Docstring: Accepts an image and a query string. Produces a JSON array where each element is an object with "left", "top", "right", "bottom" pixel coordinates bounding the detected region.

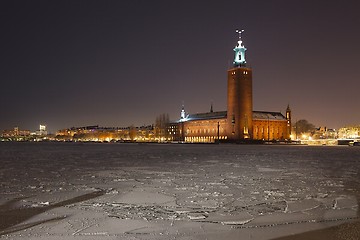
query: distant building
[
  {"left": 55, "top": 125, "right": 155, "bottom": 142},
  {"left": 1, "top": 127, "right": 31, "bottom": 140},
  {"left": 35, "top": 124, "right": 47, "bottom": 136},
  {"left": 311, "top": 126, "right": 337, "bottom": 139},
  {"left": 168, "top": 31, "right": 291, "bottom": 143},
  {"left": 338, "top": 126, "right": 360, "bottom": 139}
]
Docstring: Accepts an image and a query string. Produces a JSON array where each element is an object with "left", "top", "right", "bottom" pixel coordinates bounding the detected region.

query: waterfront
[{"left": 1, "top": 142, "right": 360, "bottom": 239}]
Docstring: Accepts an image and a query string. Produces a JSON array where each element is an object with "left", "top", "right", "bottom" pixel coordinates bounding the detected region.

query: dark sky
[{"left": 1, "top": 0, "right": 360, "bottom": 133}]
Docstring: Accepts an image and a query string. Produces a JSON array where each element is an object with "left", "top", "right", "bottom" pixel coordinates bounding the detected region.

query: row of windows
[
  {"left": 253, "top": 133, "right": 285, "bottom": 140},
  {"left": 186, "top": 128, "right": 224, "bottom": 134},
  {"left": 185, "top": 136, "right": 227, "bottom": 143},
  {"left": 172, "top": 126, "right": 286, "bottom": 135},
  {"left": 231, "top": 71, "right": 249, "bottom": 75},
  {"left": 254, "top": 126, "right": 282, "bottom": 134}
]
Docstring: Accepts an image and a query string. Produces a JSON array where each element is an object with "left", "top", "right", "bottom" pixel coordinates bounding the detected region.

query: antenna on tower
[{"left": 236, "top": 29, "right": 244, "bottom": 39}]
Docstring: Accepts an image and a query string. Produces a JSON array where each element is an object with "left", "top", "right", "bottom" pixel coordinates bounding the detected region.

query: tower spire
[
  {"left": 180, "top": 102, "right": 186, "bottom": 120},
  {"left": 233, "top": 29, "right": 247, "bottom": 67}
]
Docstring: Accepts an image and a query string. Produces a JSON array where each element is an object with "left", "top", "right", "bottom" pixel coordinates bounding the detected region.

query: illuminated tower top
[
  {"left": 180, "top": 104, "right": 186, "bottom": 119},
  {"left": 233, "top": 29, "right": 247, "bottom": 67}
]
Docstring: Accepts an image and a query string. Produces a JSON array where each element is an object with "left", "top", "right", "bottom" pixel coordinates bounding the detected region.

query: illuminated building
[
  {"left": 169, "top": 31, "right": 291, "bottom": 142},
  {"left": 1, "top": 127, "right": 31, "bottom": 140},
  {"left": 55, "top": 125, "right": 155, "bottom": 142},
  {"left": 338, "top": 126, "right": 360, "bottom": 139},
  {"left": 36, "top": 124, "right": 47, "bottom": 136}
]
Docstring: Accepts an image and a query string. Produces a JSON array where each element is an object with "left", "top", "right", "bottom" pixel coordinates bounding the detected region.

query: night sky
[{"left": 1, "top": 0, "right": 360, "bottom": 133}]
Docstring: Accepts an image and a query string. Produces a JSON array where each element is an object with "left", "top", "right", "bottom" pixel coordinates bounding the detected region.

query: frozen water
[{"left": 0, "top": 142, "right": 360, "bottom": 239}]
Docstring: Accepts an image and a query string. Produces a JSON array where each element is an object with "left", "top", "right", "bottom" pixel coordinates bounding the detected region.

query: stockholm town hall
[{"left": 168, "top": 30, "right": 291, "bottom": 143}]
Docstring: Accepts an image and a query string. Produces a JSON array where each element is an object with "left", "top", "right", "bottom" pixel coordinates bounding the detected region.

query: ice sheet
[{"left": 1, "top": 143, "right": 360, "bottom": 239}]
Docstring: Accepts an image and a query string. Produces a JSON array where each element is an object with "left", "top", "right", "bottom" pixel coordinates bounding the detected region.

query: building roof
[
  {"left": 177, "top": 111, "right": 227, "bottom": 122},
  {"left": 176, "top": 110, "right": 286, "bottom": 123},
  {"left": 253, "top": 111, "right": 286, "bottom": 120}
]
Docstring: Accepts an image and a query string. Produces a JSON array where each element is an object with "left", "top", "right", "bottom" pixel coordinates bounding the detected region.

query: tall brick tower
[{"left": 227, "top": 30, "right": 253, "bottom": 140}]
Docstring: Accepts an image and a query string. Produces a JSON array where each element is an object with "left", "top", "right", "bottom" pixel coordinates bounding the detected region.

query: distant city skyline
[{"left": 1, "top": 1, "right": 360, "bottom": 133}]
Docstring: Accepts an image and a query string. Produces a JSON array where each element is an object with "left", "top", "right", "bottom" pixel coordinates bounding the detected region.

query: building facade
[
  {"left": 56, "top": 125, "right": 155, "bottom": 142},
  {"left": 169, "top": 31, "right": 291, "bottom": 143},
  {"left": 1, "top": 127, "right": 31, "bottom": 141}
]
